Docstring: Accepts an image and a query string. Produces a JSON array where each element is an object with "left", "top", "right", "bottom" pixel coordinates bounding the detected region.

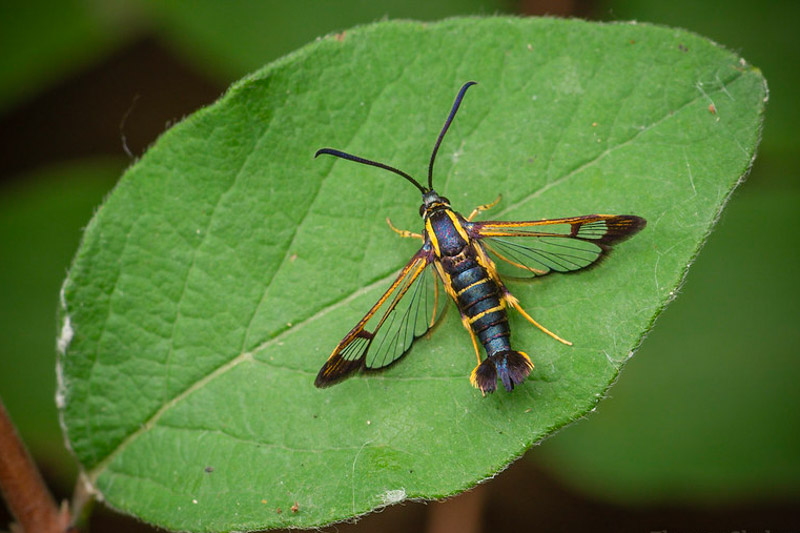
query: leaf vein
[{"left": 497, "top": 69, "right": 745, "bottom": 217}]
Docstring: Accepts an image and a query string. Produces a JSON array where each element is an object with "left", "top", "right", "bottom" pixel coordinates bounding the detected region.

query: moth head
[{"left": 419, "top": 190, "right": 451, "bottom": 218}]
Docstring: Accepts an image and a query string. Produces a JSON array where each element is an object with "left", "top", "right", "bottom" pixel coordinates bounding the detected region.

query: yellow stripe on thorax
[
  {"left": 425, "top": 218, "right": 441, "bottom": 257},
  {"left": 445, "top": 210, "right": 471, "bottom": 242}
]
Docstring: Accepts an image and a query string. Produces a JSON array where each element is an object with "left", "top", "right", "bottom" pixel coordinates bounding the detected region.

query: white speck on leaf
[
  {"left": 379, "top": 489, "right": 406, "bottom": 505},
  {"left": 57, "top": 316, "right": 73, "bottom": 355},
  {"left": 55, "top": 362, "right": 66, "bottom": 409}
]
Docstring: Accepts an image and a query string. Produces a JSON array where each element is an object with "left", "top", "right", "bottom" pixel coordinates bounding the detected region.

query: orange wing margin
[
  {"left": 315, "top": 248, "right": 441, "bottom": 387},
  {"left": 472, "top": 215, "right": 646, "bottom": 277}
]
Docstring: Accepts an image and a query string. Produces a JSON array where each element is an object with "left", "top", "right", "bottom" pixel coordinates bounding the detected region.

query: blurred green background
[{"left": 1, "top": 1, "right": 797, "bottom": 531}]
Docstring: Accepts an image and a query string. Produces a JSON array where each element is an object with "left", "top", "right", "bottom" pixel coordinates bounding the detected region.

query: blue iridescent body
[{"left": 428, "top": 210, "right": 511, "bottom": 359}]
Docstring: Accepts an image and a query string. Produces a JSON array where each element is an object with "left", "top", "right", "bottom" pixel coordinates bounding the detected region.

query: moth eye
[
  {"left": 419, "top": 204, "right": 426, "bottom": 216},
  {"left": 440, "top": 196, "right": 450, "bottom": 205}
]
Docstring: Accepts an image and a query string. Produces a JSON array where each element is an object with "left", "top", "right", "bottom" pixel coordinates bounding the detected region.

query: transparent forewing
[
  {"left": 473, "top": 215, "right": 646, "bottom": 278},
  {"left": 315, "top": 248, "right": 443, "bottom": 387},
  {"left": 364, "top": 261, "right": 443, "bottom": 369},
  {"left": 482, "top": 236, "right": 605, "bottom": 276}
]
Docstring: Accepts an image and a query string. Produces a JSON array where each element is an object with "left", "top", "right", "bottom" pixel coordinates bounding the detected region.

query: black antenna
[
  {"left": 427, "top": 81, "right": 477, "bottom": 190},
  {"left": 314, "top": 148, "right": 427, "bottom": 194}
]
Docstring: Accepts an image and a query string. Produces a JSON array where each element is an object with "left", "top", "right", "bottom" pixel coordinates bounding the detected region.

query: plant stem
[{"left": 0, "top": 396, "right": 69, "bottom": 533}]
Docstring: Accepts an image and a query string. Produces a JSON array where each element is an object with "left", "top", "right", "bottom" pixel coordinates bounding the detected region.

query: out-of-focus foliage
[{"left": 0, "top": 159, "right": 123, "bottom": 484}]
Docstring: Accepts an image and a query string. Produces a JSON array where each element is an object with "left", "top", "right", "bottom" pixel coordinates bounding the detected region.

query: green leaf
[
  {"left": 58, "top": 17, "right": 766, "bottom": 531},
  {"left": 598, "top": 0, "right": 797, "bottom": 157}
]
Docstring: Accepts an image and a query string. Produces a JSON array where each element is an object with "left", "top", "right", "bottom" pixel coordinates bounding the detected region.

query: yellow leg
[
  {"left": 505, "top": 293, "right": 573, "bottom": 346},
  {"left": 466, "top": 322, "right": 482, "bottom": 366},
  {"left": 386, "top": 217, "right": 423, "bottom": 239},
  {"left": 458, "top": 313, "right": 486, "bottom": 394},
  {"left": 467, "top": 194, "right": 502, "bottom": 221}
]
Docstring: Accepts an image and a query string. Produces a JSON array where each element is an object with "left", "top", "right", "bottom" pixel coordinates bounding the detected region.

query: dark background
[{"left": 1, "top": 0, "right": 798, "bottom": 531}]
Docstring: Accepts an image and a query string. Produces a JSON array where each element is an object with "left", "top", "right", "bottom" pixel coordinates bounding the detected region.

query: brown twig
[{"left": 0, "top": 396, "right": 70, "bottom": 533}]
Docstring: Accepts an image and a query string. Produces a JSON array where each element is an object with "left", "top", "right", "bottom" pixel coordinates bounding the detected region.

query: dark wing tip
[
  {"left": 314, "top": 355, "right": 365, "bottom": 388},
  {"left": 598, "top": 215, "right": 647, "bottom": 244}
]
